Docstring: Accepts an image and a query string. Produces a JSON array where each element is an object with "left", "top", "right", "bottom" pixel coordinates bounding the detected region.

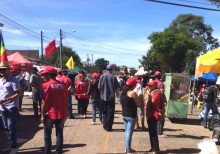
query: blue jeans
[
  {"left": 44, "top": 117, "right": 66, "bottom": 154},
  {"left": 123, "top": 116, "right": 136, "bottom": 152},
  {"left": 204, "top": 102, "right": 218, "bottom": 124},
  {"left": 68, "top": 94, "right": 73, "bottom": 117},
  {"left": 91, "top": 99, "right": 102, "bottom": 122},
  {"left": 1, "top": 107, "right": 18, "bottom": 148}
]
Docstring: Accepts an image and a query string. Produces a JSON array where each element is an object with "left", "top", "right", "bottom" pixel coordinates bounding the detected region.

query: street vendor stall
[
  {"left": 7, "top": 52, "right": 33, "bottom": 71},
  {"left": 165, "top": 73, "right": 191, "bottom": 122}
]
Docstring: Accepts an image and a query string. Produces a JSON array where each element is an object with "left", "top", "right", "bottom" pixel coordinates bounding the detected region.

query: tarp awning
[
  {"left": 7, "top": 52, "right": 33, "bottom": 71},
  {"left": 197, "top": 48, "right": 220, "bottom": 74}
]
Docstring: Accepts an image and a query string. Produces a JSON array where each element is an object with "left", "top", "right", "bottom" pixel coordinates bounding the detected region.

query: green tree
[
  {"left": 95, "top": 58, "right": 109, "bottom": 71},
  {"left": 140, "top": 14, "right": 219, "bottom": 74},
  {"left": 42, "top": 46, "right": 82, "bottom": 68},
  {"left": 209, "top": 0, "right": 220, "bottom": 7},
  {"left": 129, "top": 68, "right": 137, "bottom": 76}
]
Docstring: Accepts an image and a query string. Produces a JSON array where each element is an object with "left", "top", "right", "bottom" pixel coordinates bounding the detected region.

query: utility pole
[
  {"left": 59, "top": 29, "right": 63, "bottom": 69},
  {"left": 92, "top": 54, "right": 93, "bottom": 65},
  {"left": 41, "top": 31, "right": 44, "bottom": 62}
]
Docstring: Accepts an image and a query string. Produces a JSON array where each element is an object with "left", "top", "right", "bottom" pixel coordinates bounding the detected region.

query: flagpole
[
  {"left": 60, "top": 29, "right": 63, "bottom": 69},
  {"left": 41, "top": 31, "right": 44, "bottom": 62}
]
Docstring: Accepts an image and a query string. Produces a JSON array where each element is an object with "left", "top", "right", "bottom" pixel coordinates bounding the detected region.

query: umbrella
[
  {"left": 198, "top": 71, "right": 218, "bottom": 82},
  {"left": 7, "top": 52, "right": 33, "bottom": 71},
  {"left": 198, "top": 48, "right": 220, "bottom": 74}
]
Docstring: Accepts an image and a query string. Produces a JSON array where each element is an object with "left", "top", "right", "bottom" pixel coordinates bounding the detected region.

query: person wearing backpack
[{"left": 202, "top": 84, "right": 218, "bottom": 128}]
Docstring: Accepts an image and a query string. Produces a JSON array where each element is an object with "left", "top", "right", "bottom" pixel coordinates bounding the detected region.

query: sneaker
[
  {"left": 126, "top": 148, "right": 136, "bottom": 154},
  {"left": 90, "top": 122, "right": 95, "bottom": 125},
  {"left": 1, "top": 146, "right": 11, "bottom": 152},
  {"left": 9, "top": 148, "right": 18, "bottom": 154}
]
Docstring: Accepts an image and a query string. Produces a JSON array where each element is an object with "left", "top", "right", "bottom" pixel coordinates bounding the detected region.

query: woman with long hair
[{"left": 120, "top": 77, "right": 142, "bottom": 154}]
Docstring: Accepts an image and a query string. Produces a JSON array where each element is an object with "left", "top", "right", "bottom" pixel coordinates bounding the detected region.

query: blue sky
[{"left": 1, "top": 0, "right": 220, "bottom": 68}]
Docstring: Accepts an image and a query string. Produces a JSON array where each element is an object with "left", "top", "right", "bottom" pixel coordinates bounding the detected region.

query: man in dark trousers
[{"left": 98, "top": 64, "right": 119, "bottom": 131}]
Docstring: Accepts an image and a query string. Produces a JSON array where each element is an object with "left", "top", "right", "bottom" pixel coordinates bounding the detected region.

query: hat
[
  {"left": 154, "top": 71, "right": 161, "bottom": 76},
  {"left": 57, "top": 68, "right": 62, "bottom": 73},
  {"left": 92, "top": 73, "right": 100, "bottom": 79},
  {"left": 106, "top": 64, "right": 112, "bottom": 70},
  {"left": 45, "top": 66, "right": 57, "bottom": 74},
  {"left": 0, "top": 62, "right": 9, "bottom": 69},
  {"left": 147, "top": 80, "right": 157, "bottom": 86},
  {"left": 126, "top": 77, "right": 137, "bottom": 87},
  {"left": 78, "top": 73, "right": 83, "bottom": 78},
  {"left": 40, "top": 70, "right": 49, "bottom": 75}
]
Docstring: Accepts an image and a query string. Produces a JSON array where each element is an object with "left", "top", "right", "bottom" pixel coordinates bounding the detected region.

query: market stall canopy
[
  {"left": 7, "top": 52, "right": 33, "bottom": 71},
  {"left": 198, "top": 71, "right": 218, "bottom": 82},
  {"left": 198, "top": 48, "right": 220, "bottom": 74},
  {"left": 135, "top": 67, "right": 147, "bottom": 76}
]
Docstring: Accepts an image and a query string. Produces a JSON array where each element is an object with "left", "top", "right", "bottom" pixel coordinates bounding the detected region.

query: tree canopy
[
  {"left": 42, "top": 46, "right": 82, "bottom": 69},
  {"left": 209, "top": 0, "right": 220, "bottom": 7},
  {"left": 140, "top": 14, "right": 219, "bottom": 74},
  {"left": 94, "top": 58, "right": 109, "bottom": 71}
]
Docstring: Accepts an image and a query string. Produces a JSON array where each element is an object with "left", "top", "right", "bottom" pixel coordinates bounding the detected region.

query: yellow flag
[{"left": 66, "top": 56, "right": 74, "bottom": 71}]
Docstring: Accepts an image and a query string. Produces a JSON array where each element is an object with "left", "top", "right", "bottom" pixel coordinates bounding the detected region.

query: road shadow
[
  {"left": 167, "top": 134, "right": 209, "bottom": 140},
  {"left": 160, "top": 148, "right": 200, "bottom": 154},
  {"left": 0, "top": 114, "right": 41, "bottom": 152},
  {"left": 18, "top": 143, "right": 86, "bottom": 153},
  {"left": 163, "top": 128, "right": 183, "bottom": 132},
  {"left": 168, "top": 117, "right": 202, "bottom": 126}
]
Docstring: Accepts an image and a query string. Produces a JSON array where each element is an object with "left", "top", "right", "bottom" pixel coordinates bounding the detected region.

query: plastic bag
[{"left": 198, "top": 139, "right": 218, "bottom": 154}]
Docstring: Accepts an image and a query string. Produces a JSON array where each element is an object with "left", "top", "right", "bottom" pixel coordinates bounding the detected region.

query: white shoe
[
  {"left": 9, "top": 148, "right": 18, "bottom": 154},
  {"left": 1, "top": 146, "right": 11, "bottom": 152},
  {"left": 89, "top": 122, "right": 95, "bottom": 125}
]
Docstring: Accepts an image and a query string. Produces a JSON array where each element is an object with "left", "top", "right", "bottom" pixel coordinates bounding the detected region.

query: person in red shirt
[
  {"left": 40, "top": 67, "right": 68, "bottom": 154},
  {"left": 74, "top": 73, "right": 90, "bottom": 118},
  {"left": 144, "top": 79, "right": 161, "bottom": 154},
  {"left": 56, "top": 69, "right": 74, "bottom": 119}
]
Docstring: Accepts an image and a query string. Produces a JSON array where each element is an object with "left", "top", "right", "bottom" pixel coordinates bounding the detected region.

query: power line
[
  {"left": 145, "top": 0, "right": 220, "bottom": 11},
  {"left": 0, "top": 14, "right": 54, "bottom": 42},
  {"left": 178, "top": 0, "right": 213, "bottom": 6}
]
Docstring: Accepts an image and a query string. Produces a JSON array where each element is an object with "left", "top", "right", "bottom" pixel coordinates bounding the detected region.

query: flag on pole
[
  {"left": 45, "top": 39, "right": 56, "bottom": 58},
  {"left": 66, "top": 56, "right": 74, "bottom": 71},
  {"left": 0, "top": 31, "right": 9, "bottom": 67}
]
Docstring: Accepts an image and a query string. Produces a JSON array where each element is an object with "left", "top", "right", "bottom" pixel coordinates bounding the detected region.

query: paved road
[{"left": 0, "top": 96, "right": 219, "bottom": 154}]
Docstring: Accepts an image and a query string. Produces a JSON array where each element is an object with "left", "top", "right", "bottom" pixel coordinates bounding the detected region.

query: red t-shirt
[
  {"left": 61, "top": 76, "right": 72, "bottom": 87},
  {"left": 42, "top": 79, "right": 68, "bottom": 120},
  {"left": 75, "top": 80, "right": 90, "bottom": 99}
]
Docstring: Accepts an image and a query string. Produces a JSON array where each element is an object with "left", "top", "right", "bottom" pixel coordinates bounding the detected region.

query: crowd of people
[{"left": 0, "top": 61, "right": 173, "bottom": 154}]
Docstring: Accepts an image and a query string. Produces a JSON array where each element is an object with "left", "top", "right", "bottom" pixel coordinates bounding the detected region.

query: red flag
[{"left": 45, "top": 39, "right": 56, "bottom": 58}]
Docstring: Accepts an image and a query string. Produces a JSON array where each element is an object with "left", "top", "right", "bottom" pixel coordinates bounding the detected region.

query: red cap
[
  {"left": 40, "top": 69, "right": 49, "bottom": 75},
  {"left": 126, "top": 78, "right": 137, "bottom": 87},
  {"left": 57, "top": 68, "right": 62, "bottom": 73},
  {"left": 92, "top": 73, "right": 100, "bottom": 79},
  {"left": 45, "top": 66, "right": 57, "bottom": 74},
  {"left": 78, "top": 73, "right": 83, "bottom": 78},
  {"left": 154, "top": 71, "right": 161, "bottom": 76},
  {"left": 147, "top": 80, "right": 157, "bottom": 86}
]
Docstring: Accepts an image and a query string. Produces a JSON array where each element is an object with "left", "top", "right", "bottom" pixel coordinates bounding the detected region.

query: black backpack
[{"left": 203, "top": 87, "right": 214, "bottom": 103}]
